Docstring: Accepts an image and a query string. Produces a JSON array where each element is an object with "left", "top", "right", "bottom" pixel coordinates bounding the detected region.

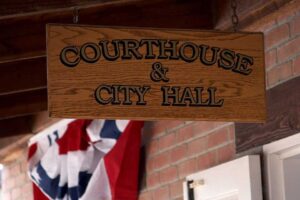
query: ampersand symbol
[{"left": 150, "top": 62, "right": 169, "bottom": 82}]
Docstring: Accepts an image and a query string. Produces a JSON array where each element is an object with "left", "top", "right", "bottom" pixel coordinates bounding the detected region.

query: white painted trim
[
  {"left": 183, "top": 155, "right": 262, "bottom": 200},
  {"left": 263, "top": 133, "right": 300, "bottom": 154},
  {"left": 263, "top": 132, "right": 300, "bottom": 200}
]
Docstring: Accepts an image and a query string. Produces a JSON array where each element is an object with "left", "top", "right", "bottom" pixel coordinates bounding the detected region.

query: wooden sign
[{"left": 47, "top": 24, "right": 266, "bottom": 122}]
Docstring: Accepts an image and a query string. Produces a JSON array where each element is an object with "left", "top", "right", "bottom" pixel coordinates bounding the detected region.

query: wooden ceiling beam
[
  {"left": 0, "top": 0, "right": 124, "bottom": 17},
  {"left": 0, "top": 111, "right": 59, "bottom": 139},
  {"left": 0, "top": 57, "right": 47, "bottom": 95},
  {"left": 0, "top": 0, "right": 214, "bottom": 62},
  {"left": 0, "top": 116, "right": 31, "bottom": 137},
  {"left": 0, "top": 88, "right": 47, "bottom": 120}
]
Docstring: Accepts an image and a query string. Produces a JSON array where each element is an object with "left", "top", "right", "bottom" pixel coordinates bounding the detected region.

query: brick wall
[
  {"left": 246, "top": 0, "right": 300, "bottom": 89},
  {"left": 140, "top": 122, "right": 235, "bottom": 200},
  {"left": 1, "top": 148, "right": 33, "bottom": 200},
  {"left": 139, "top": 1, "right": 300, "bottom": 199}
]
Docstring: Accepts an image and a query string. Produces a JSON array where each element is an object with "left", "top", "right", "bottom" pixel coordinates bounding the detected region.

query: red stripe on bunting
[
  {"left": 28, "top": 143, "right": 37, "bottom": 160},
  {"left": 33, "top": 183, "right": 49, "bottom": 200},
  {"left": 57, "top": 119, "right": 92, "bottom": 155},
  {"left": 104, "top": 121, "right": 143, "bottom": 200}
]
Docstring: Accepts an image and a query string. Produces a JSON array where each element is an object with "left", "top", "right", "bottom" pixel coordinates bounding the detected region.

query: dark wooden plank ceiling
[
  {"left": 0, "top": 0, "right": 118, "bottom": 16},
  {"left": 0, "top": 57, "right": 46, "bottom": 94},
  {"left": 0, "top": 0, "right": 295, "bottom": 138}
]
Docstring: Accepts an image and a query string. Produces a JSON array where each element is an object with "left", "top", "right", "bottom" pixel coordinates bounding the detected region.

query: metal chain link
[
  {"left": 231, "top": 0, "right": 239, "bottom": 32},
  {"left": 73, "top": 7, "right": 79, "bottom": 24}
]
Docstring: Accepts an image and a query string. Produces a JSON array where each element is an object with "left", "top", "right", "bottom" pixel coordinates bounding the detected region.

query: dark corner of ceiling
[{"left": 211, "top": 0, "right": 228, "bottom": 30}]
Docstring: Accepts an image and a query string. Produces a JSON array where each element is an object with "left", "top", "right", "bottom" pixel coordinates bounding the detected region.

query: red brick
[
  {"left": 153, "top": 150, "right": 171, "bottom": 170},
  {"left": 268, "top": 62, "right": 292, "bottom": 86},
  {"left": 228, "top": 125, "right": 235, "bottom": 141},
  {"left": 174, "top": 197, "right": 184, "bottom": 200},
  {"left": 152, "top": 186, "right": 169, "bottom": 200},
  {"left": 146, "top": 139, "right": 159, "bottom": 156},
  {"left": 293, "top": 55, "right": 300, "bottom": 75},
  {"left": 217, "top": 143, "right": 235, "bottom": 164},
  {"left": 276, "top": 6, "right": 296, "bottom": 23},
  {"left": 267, "top": 65, "right": 280, "bottom": 86},
  {"left": 170, "top": 180, "right": 183, "bottom": 199},
  {"left": 187, "top": 137, "right": 206, "bottom": 156},
  {"left": 4, "top": 178, "right": 16, "bottom": 190},
  {"left": 16, "top": 174, "right": 27, "bottom": 186},
  {"left": 212, "top": 121, "right": 227, "bottom": 127},
  {"left": 279, "top": 61, "right": 293, "bottom": 80},
  {"left": 171, "top": 144, "right": 188, "bottom": 163},
  {"left": 139, "top": 191, "right": 152, "bottom": 200},
  {"left": 265, "top": 23, "right": 290, "bottom": 49},
  {"left": 151, "top": 121, "right": 184, "bottom": 137},
  {"left": 207, "top": 128, "right": 228, "bottom": 148},
  {"left": 147, "top": 172, "right": 160, "bottom": 188},
  {"left": 176, "top": 125, "right": 194, "bottom": 142},
  {"left": 265, "top": 49, "right": 277, "bottom": 69},
  {"left": 159, "top": 166, "right": 178, "bottom": 184},
  {"left": 278, "top": 37, "right": 300, "bottom": 62},
  {"left": 21, "top": 182, "right": 33, "bottom": 197},
  {"left": 193, "top": 121, "right": 215, "bottom": 135},
  {"left": 21, "top": 160, "right": 28, "bottom": 173},
  {"left": 197, "top": 151, "right": 217, "bottom": 171},
  {"left": 178, "top": 158, "right": 198, "bottom": 178},
  {"left": 290, "top": 15, "right": 300, "bottom": 36},
  {"left": 159, "top": 133, "right": 176, "bottom": 150},
  {"left": 12, "top": 187, "right": 21, "bottom": 200},
  {"left": 246, "top": 18, "right": 277, "bottom": 32},
  {"left": 152, "top": 121, "right": 167, "bottom": 132},
  {"left": 146, "top": 157, "right": 156, "bottom": 173},
  {"left": 11, "top": 163, "right": 21, "bottom": 177},
  {"left": 166, "top": 121, "right": 185, "bottom": 131}
]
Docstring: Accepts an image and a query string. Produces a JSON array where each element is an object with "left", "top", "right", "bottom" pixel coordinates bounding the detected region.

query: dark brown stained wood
[
  {"left": 0, "top": 116, "right": 31, "bottom": 137},
  {"left": 0, "top": 88, "right": 47, "bottom": 119},
  {"left": 0, "top": 0, "right": 213, "bottom": 62},
  {"left": 236, "top": 76, "right": 300, "bottom": 153},
  {"left": 29, "top": 111, "right": 60, "bottom": 133},
  {"left": 0, "top": 112, "right": 58, "bottom": 138},
  {"left": 214, "top": 0, "right": 293, "bottom": 30},
  {"left": 0, "top": 0, "right": 119, "bottom": 16},
  {"left": 48, "top": 24, "right": 266, "bottom": 122},
  {"left": 0, "top": 57, "right": 47, "bottom": 94}
]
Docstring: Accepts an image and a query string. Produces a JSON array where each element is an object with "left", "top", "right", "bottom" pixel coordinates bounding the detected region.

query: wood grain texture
[
  {"left": 0, "top": 0, "right": 117, "bottom": 16},
  {"left": 47, "top": 24, "right": 266, "bottom": 122},
  {"left": 236, "top": 77, "right": 300, "bottom": 153},
  {"left": 0, "top": 116, "right": 31, "bottom": 137},
  {"left": 0, "top": 88, "right": 47, "bottom": 119},
  {"left": 0, "top": 57, "right": 47, "bottom": 95},
  {"left": 0, "top": 111, "right": 58, "bottom": 138}
]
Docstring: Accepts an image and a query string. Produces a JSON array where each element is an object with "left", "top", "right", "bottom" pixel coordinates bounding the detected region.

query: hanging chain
[
  {"left": 73, "top": 7, "right": 79, "bottom": 24},
  {"left": 231, "top": 0, "right": 239, "bottom": 32}
]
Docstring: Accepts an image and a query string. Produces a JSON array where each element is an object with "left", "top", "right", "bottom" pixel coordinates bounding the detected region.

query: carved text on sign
[
  {"left": 60, "top": 39, "right": 254, "bottom": 75},
  {"left": 59, "top": 40, "right": 254, "bottom": 107}
]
